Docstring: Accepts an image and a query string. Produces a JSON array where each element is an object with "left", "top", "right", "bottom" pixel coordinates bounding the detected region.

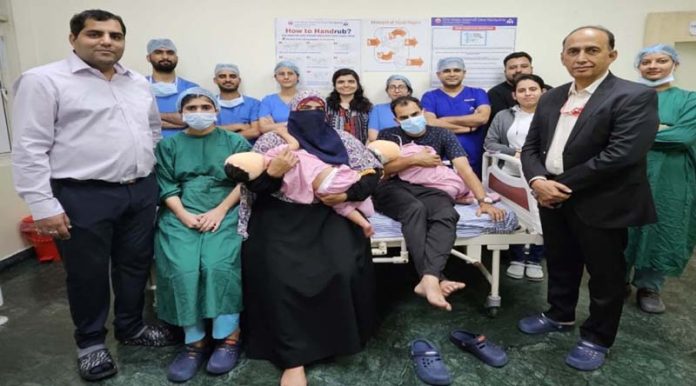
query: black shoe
[
  {"left": 637, "top": 288, "right": 666, "bottom": 314},
  {"left": 120, "top": 324, "right": 177, "bottom": 347},
  {"left": 78, "top": 348, "right": 117, "bottom": 381},
  {"left": 624, "top": 283, "right": 632, "bottom": 299}
]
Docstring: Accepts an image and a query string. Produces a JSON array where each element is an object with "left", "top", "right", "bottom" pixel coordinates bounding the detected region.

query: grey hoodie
[{"left": 483, "top": 107, "right": 518, "bottom": 156}]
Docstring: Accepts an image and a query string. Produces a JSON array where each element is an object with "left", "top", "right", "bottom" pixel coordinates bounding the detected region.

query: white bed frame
[{"left": 370, "top": 152, "right": 544, "bottom": 316}]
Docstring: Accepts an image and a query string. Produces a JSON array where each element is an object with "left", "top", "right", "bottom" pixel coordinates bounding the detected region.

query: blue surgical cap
[
  {"left": 215, "top": 63, "right": 240, "bottom": 76},
  {"left": 437, "top": 57, "right": 465, "bottom": 72},
  {"left": 274, "top": 60, "right": 300, "bottom": 76},
  {"left": 176, "top": 87, "right": 220, "bottom": 112},
  {"left": 634, "top": 44, "right": 680, "bottom": 68},
  {"left": 386, "top": 74, "right": 413, "bottom": 91},
  {"left": 147, "top": 38, "right": 177, "bottom": 55}
]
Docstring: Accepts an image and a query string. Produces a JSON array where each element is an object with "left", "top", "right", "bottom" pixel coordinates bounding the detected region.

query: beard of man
[
  {"left": 218, "top": 82, "right": 239, "bottom": 93},
  {"left": 152, "top": 59, "right": 177, "bottom": 73}
]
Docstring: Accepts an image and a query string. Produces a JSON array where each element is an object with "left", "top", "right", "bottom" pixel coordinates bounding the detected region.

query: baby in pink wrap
[
  {"left": 225, "top": 129, "right": 376, "bottom": 237},
  {"left": 369, "top": 140, "right": 496, "bottom": 204}
]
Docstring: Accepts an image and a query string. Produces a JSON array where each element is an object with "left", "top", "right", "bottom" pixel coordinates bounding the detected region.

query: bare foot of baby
[
  {"left": 414, "top": 274, "right": 452, "bottom": 311},
  {"left": 440, "top": 280, "right": 466, "bottom": 297},
  {"left": 362, "top": 223, "right": 375, "bottom": 238}
]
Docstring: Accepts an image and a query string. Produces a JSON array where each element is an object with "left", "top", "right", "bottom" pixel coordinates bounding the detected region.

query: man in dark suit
[{"left": 519, "top": 26, "right": 658, "bottom": 371}]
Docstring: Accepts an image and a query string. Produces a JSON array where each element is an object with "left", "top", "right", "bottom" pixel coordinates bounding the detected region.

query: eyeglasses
[{"left": 388, "top": 85, "right": 408, "bottom": 91}]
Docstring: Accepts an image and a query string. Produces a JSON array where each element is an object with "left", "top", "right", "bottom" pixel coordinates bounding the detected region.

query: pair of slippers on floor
[{"left": 410, "top": 330, "right": 508, "bottom": 385}]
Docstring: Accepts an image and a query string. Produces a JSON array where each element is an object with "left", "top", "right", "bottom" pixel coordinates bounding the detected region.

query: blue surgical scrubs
[
  {"left": 368, "top": 103, "right": 398, "bottom": 131},
  {"left": 217, "top": 96, "right": 261, "bottom": 126},
  {"left": 147, "top": 76, "right": 199, "bottom": 138},
  {"left": 421, "top": 87, "right": 490, "bottom": 175},
  {"left": 258, "top": 94, "right": 290, "bottom": 123},
  {"left": 217, "top": 96, "right": 261, "bottom": 144}
]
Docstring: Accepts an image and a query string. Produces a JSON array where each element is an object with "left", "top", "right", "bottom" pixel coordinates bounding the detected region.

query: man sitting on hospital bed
[
  {"left": 373, "top": 96, "right": 505, "bottom": 311},
  {"left": 369, "top": 140, "right": 500, "bottom": 205}
]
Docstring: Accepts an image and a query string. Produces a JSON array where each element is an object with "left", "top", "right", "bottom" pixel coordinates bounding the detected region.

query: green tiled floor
[{"left": 1, "top": 254, "right": 695, "bottom": 385}]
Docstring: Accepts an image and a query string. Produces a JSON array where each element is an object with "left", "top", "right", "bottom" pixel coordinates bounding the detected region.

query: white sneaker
[
  {"left": 525, "top": 263, "right": 544, "bottom": 281},
  {"left": 506, "top": 261, "right": 525, "bottom": 279}
]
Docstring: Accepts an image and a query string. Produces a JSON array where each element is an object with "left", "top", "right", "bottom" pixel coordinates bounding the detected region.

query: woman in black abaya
[{"left": 238, "top": 90, "right": 381, "bottom": 386}]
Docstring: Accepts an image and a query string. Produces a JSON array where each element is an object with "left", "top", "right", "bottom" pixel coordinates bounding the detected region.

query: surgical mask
[
  {"left": 183, "top": 113, "right": 217, "bottom": 130},
  {"left": 637, "top": 73, "right": 674, "bottom": 88},
  {"left": 399, "top": 115, "right": 427, "bottom": 136},
  {"left": 218, "top": 96, "right": 244, "bottom": 109},
  {"left": 150, "top": 81, "right": 178, "bottom": 97}
]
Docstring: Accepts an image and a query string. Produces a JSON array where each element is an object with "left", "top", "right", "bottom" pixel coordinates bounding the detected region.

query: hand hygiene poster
[
  {"left": 361, "top": 19, "right": 430, "bottom": 72},
  {"left": 430, "top": 17, "right": 518, "bottom": 89},
  {"left": 275, "top": 19, "right": 361, "bottom": 90}
]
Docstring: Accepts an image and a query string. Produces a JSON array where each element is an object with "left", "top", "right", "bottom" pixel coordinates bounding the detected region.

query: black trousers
[
  {"left": 52, "top": 175, "right": 158, "bottom": 348},
  {"left": 373, "top": 179, "right": 459, "bottom": 279},
  {"left": 540, "top": 204, "right": 628, "bottom": 348}
]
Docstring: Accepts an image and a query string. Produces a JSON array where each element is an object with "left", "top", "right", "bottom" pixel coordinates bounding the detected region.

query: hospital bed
[{"left": 370, "top": 152, "right": 544, "bottom": 317}]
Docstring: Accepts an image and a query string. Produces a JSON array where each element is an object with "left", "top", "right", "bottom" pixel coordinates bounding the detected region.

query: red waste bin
[{"left": 19, "top": 216, "right": 61, "bottom": 262}]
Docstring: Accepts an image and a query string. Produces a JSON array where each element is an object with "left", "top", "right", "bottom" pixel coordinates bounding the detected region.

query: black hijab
[{"left": 287, "top": 107, "right": 350, "bottom": 166}]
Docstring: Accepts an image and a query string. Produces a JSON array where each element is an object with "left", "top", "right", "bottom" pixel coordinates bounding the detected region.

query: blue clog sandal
[
  {"left": 409, "top": 339, "right": 451, "bottom": 385},
  {"left": 206, "top": 338, "right": 241, "bottom": 375},
  {"left": 565, "top": 340, "right": 608, "bottom": 371},
  {"left": 167, "top": 344, "right": 207, "bottom": 382},
  {"left": 449, "top": 329, "right": 509, "bottom": 367}
]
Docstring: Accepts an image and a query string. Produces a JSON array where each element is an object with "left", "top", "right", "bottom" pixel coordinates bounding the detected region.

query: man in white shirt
[
  {"left": 12, "top": 9, "right": 173, "bottom": 381},
  {"left": 519, "top": 26, "right": 658, "bottom": 371}
]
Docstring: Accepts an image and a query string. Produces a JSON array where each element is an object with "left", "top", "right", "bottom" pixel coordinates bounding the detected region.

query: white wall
[
  {"left": 1, "top": 0, "right": 694, "bottom": 261},
  {"left": 1, "top": 0, "right": 29, "bottom": 261},
  {"left": 0, "top": 157, "right": 30, "bottom": 260},
  {"left": 9, "top": 0, "right": 696, "bottom": 103},
  {"left": 675, "top": 42, "right": 696, "bottom": 90}
]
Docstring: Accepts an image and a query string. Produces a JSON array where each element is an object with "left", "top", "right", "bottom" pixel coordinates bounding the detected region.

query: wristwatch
[{"left": 476, "top": 196, "right": 494, "bottom": 205}]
